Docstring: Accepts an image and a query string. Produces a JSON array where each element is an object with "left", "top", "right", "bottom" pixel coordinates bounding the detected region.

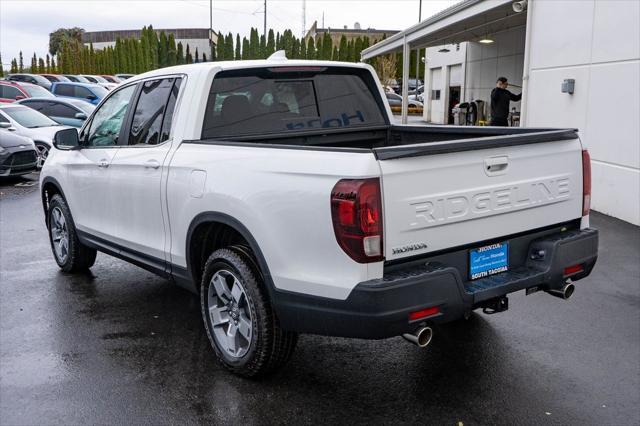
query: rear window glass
[{"left": 201, "top": 67, "right": 386, "bottom": 139}]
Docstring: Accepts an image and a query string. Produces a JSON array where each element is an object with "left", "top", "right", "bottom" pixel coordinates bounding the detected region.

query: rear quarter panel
[{"left": 166, "top": 143, "right": 383, "bottom": 300}]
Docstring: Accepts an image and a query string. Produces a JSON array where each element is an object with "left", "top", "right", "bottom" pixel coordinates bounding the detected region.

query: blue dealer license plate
[{"left": 469, "top": 242, "right": 509, "bottom": 280}]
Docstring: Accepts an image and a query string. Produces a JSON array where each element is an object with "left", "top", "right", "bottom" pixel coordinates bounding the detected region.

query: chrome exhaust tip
[
  {"left": 546, "top": 281, "right": 575, "bottom": 300},
  {"left": 402, "top": 326, "right": 433, "bottom": 348}
]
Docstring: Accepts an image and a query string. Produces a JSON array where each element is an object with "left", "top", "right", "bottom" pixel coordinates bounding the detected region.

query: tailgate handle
[{"left": 484, "top": 156, "right": 509, "bottom": 176}]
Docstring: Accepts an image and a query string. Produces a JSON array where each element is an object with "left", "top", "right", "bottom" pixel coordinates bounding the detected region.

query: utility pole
[
  {"left": 416, "top": 0, "right": 422, "bottom": 89},
  {"left": 263, "top": 0, "right": 267, "bottom": 40},
  {"left": 209, "top": 0, "right": 212, "bottom": 32},
  {"left": 302, "top": 0, "right": 306, "bottom": 38}
]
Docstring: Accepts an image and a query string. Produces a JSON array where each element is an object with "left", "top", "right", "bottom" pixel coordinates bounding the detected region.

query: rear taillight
[
  {"left": 582, "top": 149, "right": 591, "bottom": 216},
  {"left": 564, "top": 264, "right": 584, "bottom": 276},
  {"left": 331, "top": 178, "right": 383, "bottom": 263}
]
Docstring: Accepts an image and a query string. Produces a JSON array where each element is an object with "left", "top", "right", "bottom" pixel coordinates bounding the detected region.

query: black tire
[
  {"left": 47, "top": 194, "right": 97, "bottom": 273},
  {"left": 200, "top": 247, "right": 298, "bottom": 378}
]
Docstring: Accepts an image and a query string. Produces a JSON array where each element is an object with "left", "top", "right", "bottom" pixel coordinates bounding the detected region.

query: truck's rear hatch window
[{"left": 201, "top": 67, "right": 387, "bottom": 139}]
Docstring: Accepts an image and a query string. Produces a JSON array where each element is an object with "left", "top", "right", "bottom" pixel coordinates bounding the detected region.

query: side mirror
[
  {"left": 86, "top": 95, "right": 98, "bottom": 101},
  {"left": 53, "top": 128, "right": 81, "bottom": 150},
  {"left": 74, "top": 112, "right": 87, "bottom": 120},
  {"left": 15, "top": 95, "right": 25, "bottom": 100},
  {"left": 0, "top": 122, "right": 11, "bottom": 129}
]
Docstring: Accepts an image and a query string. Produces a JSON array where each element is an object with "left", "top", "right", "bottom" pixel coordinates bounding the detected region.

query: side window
[
  {"left": 86, "top": 85, "right": 136, "bottom": 147},
  {"left": 22, "top": 101, "right": 48, "bottom": 112},
  {"left": 48, "top": 103, "right": 78, "bottom": 118},
  {"left": 3, "top": 86, "right": 23, "bottom": 99},
  {"left": 54, "top": 84, "right": 74, "bottom": 97},
  {"left": 75, "top": 86, "right": 93, "bottom": 99},
  {"left": 0, "top": 112, "right": 9, "bottom": 123},
  {"left": 128, "top": 78, "right": 176, "bottom": 146},
  {"left": 160, "top": 79, "right": 182, "bottom": 142}
]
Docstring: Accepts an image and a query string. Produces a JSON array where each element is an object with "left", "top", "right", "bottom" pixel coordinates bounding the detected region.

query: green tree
[
  {"left": 158, "top": 31, "right": 168, "bottom": 67},
  {"left": 50, "top": 57, "right": 57, "bottom": 73},
  {"left": 322, "top": 33, "right": 332, "bottom": 60},
  {"left": 242, "top": 37, "right": 250, "bottom": 60},
  {"left": 202, "top": 52, "right": 207, "bottom": 62},
  {"left": 209, "top": 42, "right": 216, "bottom": 62},
  {"left": 235, "top": 34, "right": 241, "bottom": 60},
  {"left": 194, "top": 47, "right": 199, "bottom": 63},
  {"left": 225, "top": 33, "right": 234, "bottom": 59},
  {"left": 291, "top": 38, "right": 300, "bottom": 59},
  {"left": 45, "top": 54, "right": 51, "bottom": 72},
  {"left": 167, "top": 33, "right": 177, "bottom": 66},
  {"left": 38, "top": 57, "right": 45, "bottom": 73},
  {"left": 300, "top": 37, "right": 306, "bottom": 59},
  {"left": 266, "top": 29, "right": 275, "bottom": 57},
  {"left": 0, "top": 54, "right": 3, "bottom": 77},
  {"left": 338, "top": 35, "right": 348, "bottom": 61},
  {"left": 306, "top": 37, "right": 316, "bottom": 60},
  {"left": 177, "top": 42, "right": 185, "bottom": 64},
  {"left": 315, "top": 36, "right": 322, "bottom": 59},
  {"left": 354, "top": 37, "right": 363, "bottom": 62},
  {"left": 10, "top": 58, "right": 18, "bottom": 73},
  {"left": 259, "top": 34, "right": 266, "bottom": 58},
  {"left": 185, "top": 44, "right": 193, "bottom": 64},
  {"left": 249, "top": 28, "right": 259, "bottom": 59},
  {"left": 332, "top": 45, "right": 338, "bottom": 61},
  {"left": 49, "top": 27, "right": 84, "bottom": 56},
  {"left": 18, "top": 51, "right": 24, "bottom": 72},
  {"left": 31, "top": 53, "right": 37, "bottom": 72}
]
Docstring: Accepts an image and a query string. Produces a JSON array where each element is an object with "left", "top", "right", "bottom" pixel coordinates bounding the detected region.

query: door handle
[
  {"left": 97, "top": 159, "right": 109, "bottom": 168},
  {"left": 484, "top": 156, "right": 509, "bottom": 176},
  {"left": 144, "top": 159, "right": 160, "bottom": 169}
]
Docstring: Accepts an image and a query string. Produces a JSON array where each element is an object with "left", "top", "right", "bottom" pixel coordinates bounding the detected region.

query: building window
[{"left": 431, "top": 90, "right": 441, "bottom": 100}]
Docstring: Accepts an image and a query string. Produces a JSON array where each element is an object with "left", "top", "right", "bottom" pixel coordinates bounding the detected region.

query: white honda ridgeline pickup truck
[{"left": 41, "top": 53, "right": 598, "bottom": 377}]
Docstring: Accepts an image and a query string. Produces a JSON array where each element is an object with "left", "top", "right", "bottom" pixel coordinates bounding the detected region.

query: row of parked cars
[{"left": 0, "top": 73, "right": 134, "bottom": 177}]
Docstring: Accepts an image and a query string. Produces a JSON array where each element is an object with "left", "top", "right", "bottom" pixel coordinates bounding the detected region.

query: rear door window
[
  {"left": 48, "top": 103, "right": 79, "bottom": 118},
  {"left": 127, "top": 78, "right": 180, "bottom": 146},
  {"left": 54, "top": 84, "right": 74, "bottom": 97},
  {"left": 75, "top": 86, "right": 93, "bottom": 99},
  {"left": 2, "top": 86, "right": 23, "bottom": 100},
  {"left": 201, "top": 67, "right": 386, "bottom": 139}
]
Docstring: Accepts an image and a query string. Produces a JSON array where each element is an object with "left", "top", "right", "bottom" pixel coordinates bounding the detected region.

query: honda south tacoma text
[{"left": 40, "top": 52, "right": 599, "bottom": 377}]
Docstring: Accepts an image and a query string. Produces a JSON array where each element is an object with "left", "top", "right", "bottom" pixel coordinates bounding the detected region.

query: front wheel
[
  {"left": 201, "top": 247, "right": 297, "bottom": 378},
  {"left": 47, "top": 194, "right": 97, "bottom": 272}
]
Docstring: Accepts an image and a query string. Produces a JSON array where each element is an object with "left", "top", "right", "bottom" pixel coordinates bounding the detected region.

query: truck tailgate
[{"left": 376, "top": 137, "right": 584, "bottom": 261}]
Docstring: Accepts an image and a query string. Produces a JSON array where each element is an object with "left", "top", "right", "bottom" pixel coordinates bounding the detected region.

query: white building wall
[
  {"left": 89, "top": 39, "right": 212, "bottom": 59},
  {"left": 524, "top": 0, "right": 640, "bottom": 225},
  {"left": 422, "top": 43, "right": 466, "bottom": 123},
  {"left": 465, "top": 26, "right": 526, "bottom": 120}
]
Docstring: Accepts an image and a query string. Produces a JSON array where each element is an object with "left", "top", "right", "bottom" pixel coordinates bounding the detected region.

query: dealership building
[
  {"left": 362, "top": 0, "right": 640, "bottom": 225},
  {"left": 82, "top": 28, "right": 217, "bottom": 56}
]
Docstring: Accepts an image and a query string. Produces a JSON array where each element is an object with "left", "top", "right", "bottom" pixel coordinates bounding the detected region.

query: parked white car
[
  {"left": 0, "top": 104, "right": 71, "bottom": 168},
  {"left": 40, "top": 53, "right": 598, "bottom": 377}
]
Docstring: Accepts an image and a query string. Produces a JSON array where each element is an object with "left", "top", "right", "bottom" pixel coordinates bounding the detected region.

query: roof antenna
[{"left": 268, "top": 50, "right": 288, "bottom": 61}]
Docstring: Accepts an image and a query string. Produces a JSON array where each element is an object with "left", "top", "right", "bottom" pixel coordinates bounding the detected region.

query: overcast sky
[{"left": 0, "top": 0, "right": 458, "bottom": 68}]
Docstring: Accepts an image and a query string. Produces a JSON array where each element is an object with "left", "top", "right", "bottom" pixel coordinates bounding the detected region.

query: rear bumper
[{"left": 273, "top": 225, "right": 598, "bottom": 339}]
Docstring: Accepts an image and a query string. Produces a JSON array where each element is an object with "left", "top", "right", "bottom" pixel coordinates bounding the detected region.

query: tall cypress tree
[
  {"left": 235, "top": 34, "right": 241, "bottom": 60},
  {"left": 354, "top": 37, "right": 363, "bottom": 62},
  {"left": 259, "top": 34, "right": 266, "bottom": 58},
  {"left": 45, "top": 54, "right": 51, "bottom": 73},
  {"left": 338, "top": 35, "right": 348, "bottom": 61},
  {"left": 177, "top": 42, "right": 184, "bottom": 64},
  {"left": 18, "top": 51, "right": 24, "bottom": 72},
  {"left": 202, "top": 52, "right": 207, "bottom": 62},
  {"left": 167, "top": 33, "right": 177, "bottom": 66},
  {"left": 266, "top": 29, "right": 275, "bottom": 57},
  {"left": 51, "top": 57, "right": 57, "bottom": 73},
  {"left": 249, "top": 28, "right": 259, "bottom": 59},
  {"left": 332, "top": 45, "right": 338, "bottom": 61},
  {"left": 0, "top": 54, "right": 3, "bottom": 77},
  {"left": 322, "top": 33, "right": 332, "bottom": 60},
  {"left": 242, "top": 37, "right": 250, "bottom": 60},
  {"left": 185, "top": 44, "right": 193, "bottom": 64},
  {"left": 158, "top": 32, "right": 168, "bottom": 67},
  {"left": 315, "top": 36, "right": 323, "bottom": 60},
  {"left": 38, "top": 58, "right": 45, "bottom": 73},
  {"left": 307, "top": 37, "right": 316, "bottom": 60},
  {"left": 225, "top": 33, "right": 234, "bottom": 59},
  {"left": 300, "top": 37, "right": 306, "bottom": 59},
  {"left": 210, "top": 42, "right": 216, "bottom": 62},
  {"left": 31, "top": 53, "right": 37, "bottom": 72},
  {"left": 194, "top": 47, "right": 199, "bottom": 63},
  {"left": 11, "top": 59, "right": 18, "bottom": 73}
]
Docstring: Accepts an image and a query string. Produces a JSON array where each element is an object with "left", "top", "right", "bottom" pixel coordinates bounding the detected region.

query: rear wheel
[
  {"left": 47, "top": 194, "right": 97, "bottom": 272},
  {"left": 201, "top": 247, "right": 297, "bottom": 378}
]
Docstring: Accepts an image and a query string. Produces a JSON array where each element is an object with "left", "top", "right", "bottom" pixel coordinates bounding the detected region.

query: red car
[{"left": 0, "top": 81, "right": 55, "bottom": 103}]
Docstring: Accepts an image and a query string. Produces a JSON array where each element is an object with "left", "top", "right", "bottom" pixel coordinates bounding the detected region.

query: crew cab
[{"left": 40, "top": 53, "right": 598, "bottom": 377}]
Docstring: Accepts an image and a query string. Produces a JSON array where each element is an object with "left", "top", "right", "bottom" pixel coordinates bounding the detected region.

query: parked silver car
[{"left": 0, "top": 104, "right": 71, "bottom": 168}]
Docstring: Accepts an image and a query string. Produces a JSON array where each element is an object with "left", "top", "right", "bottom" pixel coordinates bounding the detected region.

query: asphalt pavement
[{"left": 1, "top": 173, "right": 639, "bottom": 425}]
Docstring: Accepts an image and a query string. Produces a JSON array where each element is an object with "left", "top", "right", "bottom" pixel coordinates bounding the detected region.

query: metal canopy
[{"left": 361, "top": 0, "right": 527, "bottom": 124}]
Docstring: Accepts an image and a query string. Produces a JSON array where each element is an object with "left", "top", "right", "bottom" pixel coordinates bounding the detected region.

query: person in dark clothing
[{"left": 490, "top": 77, "right": 521, "bottom": 126}]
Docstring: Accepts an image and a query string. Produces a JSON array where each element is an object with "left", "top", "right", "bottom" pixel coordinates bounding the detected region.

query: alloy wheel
[
  {"left": 50, "top": 206, "right": 69, "bottom": 263},
  {"left": 207, "top": 269, "right": 253, "bottom": 358}
]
